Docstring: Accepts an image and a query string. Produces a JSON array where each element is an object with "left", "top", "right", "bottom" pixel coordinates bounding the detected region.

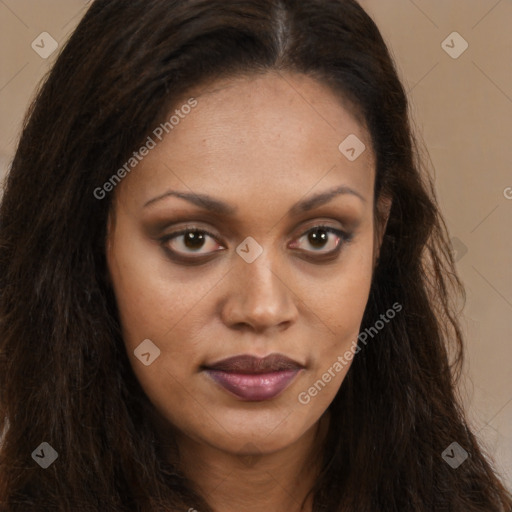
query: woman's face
[{"left": 106, "top": 71, "right": 387, "bottom": 456}]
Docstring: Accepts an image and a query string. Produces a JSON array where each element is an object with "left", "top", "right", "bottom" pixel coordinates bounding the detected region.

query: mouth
[{"left": 201, "top": 353, "right": 304, "bottom": 401}]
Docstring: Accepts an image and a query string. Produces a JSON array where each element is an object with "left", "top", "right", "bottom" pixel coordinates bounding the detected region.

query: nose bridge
[
  {"left": 223, "top": 240, "right": 296, "bottom": 330},
  {"left": 242, "top": 249, "right": 281, "bottom": 295}
]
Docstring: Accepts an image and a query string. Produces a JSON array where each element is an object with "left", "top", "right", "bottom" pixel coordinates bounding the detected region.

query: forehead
[{"left": 114, "top": 71, "right": 375, "bottom": 210}]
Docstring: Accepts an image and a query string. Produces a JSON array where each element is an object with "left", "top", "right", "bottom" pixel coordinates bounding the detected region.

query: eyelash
[{"left": 159, "top": 224, "right": 354, "bottom": 263}]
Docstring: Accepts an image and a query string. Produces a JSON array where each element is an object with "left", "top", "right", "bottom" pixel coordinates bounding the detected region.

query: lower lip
[{"left": 204, "top": 369, "right": 301, "bottom": 401}]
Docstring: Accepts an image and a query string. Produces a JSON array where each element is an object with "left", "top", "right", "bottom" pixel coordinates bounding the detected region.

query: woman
[{"left": 0, "top": 0, "right": 510, "bottom": 510}]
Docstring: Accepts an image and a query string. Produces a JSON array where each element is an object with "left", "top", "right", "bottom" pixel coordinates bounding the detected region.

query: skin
[{"left": 106, "top": 71, "right": 391, "bottom": 512}]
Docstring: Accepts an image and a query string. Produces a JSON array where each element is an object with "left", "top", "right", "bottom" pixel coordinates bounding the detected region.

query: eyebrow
[{"left": 143, "top": 184, "right": 366, "bottom": 215}]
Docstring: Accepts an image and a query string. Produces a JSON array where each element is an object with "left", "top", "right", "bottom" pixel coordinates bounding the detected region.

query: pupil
[
  {"left": 308, "top": 229, "right": 328, "bottom": 248},
  {"left": 184, "top": 231, "right": 205, "bottom": 250}
]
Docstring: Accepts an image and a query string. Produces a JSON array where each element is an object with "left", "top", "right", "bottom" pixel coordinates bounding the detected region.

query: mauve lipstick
[{"left": 202, "top": 353, "right": 304, "bottom": 401}]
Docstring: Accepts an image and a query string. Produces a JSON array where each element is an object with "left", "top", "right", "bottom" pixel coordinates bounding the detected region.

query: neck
[{"left": 156, "top": 411, "right": 331, "bottom": 512}]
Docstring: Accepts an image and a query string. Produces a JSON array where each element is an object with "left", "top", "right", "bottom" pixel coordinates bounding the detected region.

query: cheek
[
  {"left": 299, "top": 236, "right": 374, "bottom": 397},
  {"left": 319, "top": 271, "right": 372, "bottom": 334},
  {"left": 106, "top": 225, "right": 218, "bottom": 347},
  {"left": 307, "top": 232, "right": 374, "bottom": 337},
  {"left": 106, "top": 228, "right": 223, "bottom": 412},
  {"left": 107, "top": 241, "right": 208, "bottom": 427}
]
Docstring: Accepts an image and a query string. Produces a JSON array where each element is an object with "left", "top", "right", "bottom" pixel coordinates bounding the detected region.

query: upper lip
[{"left": 203, "top": 353, "right": 304, "bottom": 374}]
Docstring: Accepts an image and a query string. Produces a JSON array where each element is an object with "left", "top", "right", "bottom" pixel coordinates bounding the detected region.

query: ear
[{"left": 373, "top": 193, "right": 392, "bottom": 268}]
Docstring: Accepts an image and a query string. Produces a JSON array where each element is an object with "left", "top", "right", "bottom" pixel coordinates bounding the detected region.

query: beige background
[{"left": 1, "top": 0, "right": 511, "bottom": 490}]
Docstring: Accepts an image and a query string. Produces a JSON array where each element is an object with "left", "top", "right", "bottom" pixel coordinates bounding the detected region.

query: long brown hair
[{"left": 1, "top": 1, "right": 510, "bottom": 510}]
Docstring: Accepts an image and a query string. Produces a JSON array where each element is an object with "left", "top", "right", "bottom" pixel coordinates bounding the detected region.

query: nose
[{"left": 220, "top": 247, "right": 299, "bottom": 333}]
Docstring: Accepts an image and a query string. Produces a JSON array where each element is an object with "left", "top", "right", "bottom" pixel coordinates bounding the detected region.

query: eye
[
  {"left": 159, "top": 224, "right": 353, "bottom": 263},
  {"left": 160, "top": 227, "right": 223, "bottom": 259},
  {"left": 289, "top": 225, "right": 351, "bottom": 257}
]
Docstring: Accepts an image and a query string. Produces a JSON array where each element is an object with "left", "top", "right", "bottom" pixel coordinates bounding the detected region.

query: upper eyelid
[{"left": 165, "top": 222, "right": 345, "bottom": 237}]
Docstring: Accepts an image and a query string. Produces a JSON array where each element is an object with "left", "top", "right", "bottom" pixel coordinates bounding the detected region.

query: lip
[
  {"left": 202, "top": 353, "right": 304, "bottom": 401},
  {"left": 203, "top": 353, "right": 304, "bottom": 373}
]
